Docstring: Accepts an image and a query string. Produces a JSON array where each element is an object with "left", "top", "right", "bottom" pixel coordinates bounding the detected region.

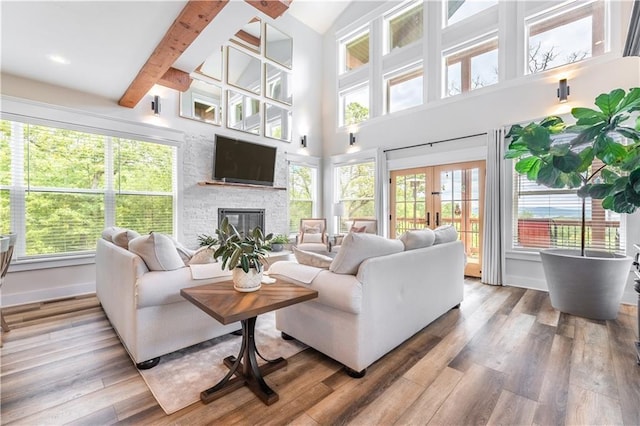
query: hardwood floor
[{"left": 1, "top": 280, "right": 639, "bottom": 425}]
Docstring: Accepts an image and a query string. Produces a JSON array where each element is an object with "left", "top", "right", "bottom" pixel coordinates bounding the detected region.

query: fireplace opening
[{"left": 218, "top": 208, "right": 265, "bottom": 236}]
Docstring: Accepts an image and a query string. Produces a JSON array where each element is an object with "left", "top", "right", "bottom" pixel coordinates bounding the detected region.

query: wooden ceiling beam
[
  {"left": 158, "top": 67, "right": 192, "bottom": 92},
  {"left": 118, "top": 0, "right": 229, "bottom": 108},
  {"left": 245, "top": 0, "right": 292, "bottom": 19}
]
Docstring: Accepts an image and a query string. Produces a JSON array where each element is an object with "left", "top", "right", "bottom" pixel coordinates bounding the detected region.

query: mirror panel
[
  {"left": 231, "top": 17, "right": 262, "bottom": 53},
  {"left": 179, "top": 80, "right": 222, "bottom": 125},
  {"left": 227, "top": 90, "right": 261, "bottom": 135},
  {"left": 264, "top": 102, "right": 292, "bottom": 142},
  {"left": 227, "top": 46, "right": 261, "bottom": 95},
  {"left": 195, "top": 46, "right": 223, "bottom": 81},
  {"left": 265, "top": 63, "right": 292, "bottom": 105},
  {"left": 265, "top": 24, "right": 292, "bottom": 68}
]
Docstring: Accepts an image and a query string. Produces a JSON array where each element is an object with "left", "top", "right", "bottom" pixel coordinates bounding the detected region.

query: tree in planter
[{"left": 506, "top": 87, "right": 640, "bottom": 256}]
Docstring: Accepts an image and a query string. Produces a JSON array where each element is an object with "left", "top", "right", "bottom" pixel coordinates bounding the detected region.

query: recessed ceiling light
[{"left": 48, "top": 54, "right": 69, "bottom": 65}]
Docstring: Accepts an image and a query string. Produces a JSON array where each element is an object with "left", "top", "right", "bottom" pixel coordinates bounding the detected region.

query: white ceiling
[{"left": 0, "top": 0, "right": 350, "bottom": 102}]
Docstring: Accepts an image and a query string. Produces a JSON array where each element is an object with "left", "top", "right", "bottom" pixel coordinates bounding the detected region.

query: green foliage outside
[
  {"left": 337, "top": 162, "right": 375, "bottom": 232},
  {"left": 289, "top": 164, "right": 314, "bottom": 233},
  {"left": 0, "top": 120, "right": 175, "bottom": 257},
  {"left": 345, "top": 102, "right": 369, "bottom": 126}
]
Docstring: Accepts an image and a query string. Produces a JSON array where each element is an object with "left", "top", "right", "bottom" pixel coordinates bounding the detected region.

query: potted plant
[
  {"left": 269, "top": 234, "right": 289, "bottom": 252},
  {"left": 506, "top": 87, "right": 640, "bottom": 319},
  {"left": 213, "top": 217, "right": 272, "bottom": 292},
  {"left": 197, "top": 234, "right": 217, "bottom": 247}
]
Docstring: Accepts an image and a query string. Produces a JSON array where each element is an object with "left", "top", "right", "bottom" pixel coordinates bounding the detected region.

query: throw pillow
[
  {"left": 301, "top": 233, "right": 323, "bottom": 244},
  {"left": 292, "top": 246, "right": 332, "bottom": 269},
  {"left": 101, "top": 226, "right": 123, "bottom": 242},
  {"left": 330, "top": 232, "right": 404, "bottom": 275},
  {"left": 434, "top": 225, "right": 458, "bottom": 244},
  {"left": 400, "top": 228, "right": 436, "bottom": 250},
  {"left": 169, "top": 236, "right": 197, "bottom": 265},
  {"left": 129, "top": 232, "right": 185, "bottom": 271},
  {"left": 350, "top": 225, "right": 367, "bottom": 233},
  {"left": 188, "top": 247, "right": 216, "bottom": 265},
  {"left": 112, "top": 229, "right": 141, "bottom": 249}
]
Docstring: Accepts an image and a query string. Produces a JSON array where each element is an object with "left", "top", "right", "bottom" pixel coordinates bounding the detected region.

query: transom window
[
  {"left": 384, "top": 64, "right": 423, "bottom": 114},
  {"left": 444, "top": 37, "right": 498, "bottom": 97},
  {"left": 339, "top": 84, "right": 370, "bottom": 127},
  {"left": 445, "top": 0, "right": 497, "bottom": 26},
  {"left": 340, "top": 27, "right": 370, "bottom": 74},
  {"left": 385, "top": 1, "right": 423, "bottom": 54},
  {"left": 526, "top": 0, "right": 605, "bottom": 74},
  {"left": 0, "top": 119, "right": 176, "bottom": 260}
]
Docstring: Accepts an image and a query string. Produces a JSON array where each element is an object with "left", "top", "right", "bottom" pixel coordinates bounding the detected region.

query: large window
[
  {"left": 385, "top": 64, "right": 423, "bottom": 114},
  {"left": 385, "top": 1, "right": 423, "bottom": 53},
  {"left": 526, "top": 0, "right": 605, "bottom": 74},
  {"left": 339, "top": 84, "right": 370, "bottom": 127},
  {"left": 444, "top": 38, "right": 498, "bottom": 97},
  {"left": 288, "top": 163, "right": 318, "bottom": 234},
  {"left": 335, "top": 161, "right": 375, "bottom": 233},
  {"left": 512, "top": 134, "right": 623, "bottom": 254},
  {"left": 0, "top": 119, "right": 176, "bottom": 260},
  {"left": 340, "top": 27, "right": 370, "bottom": 74}
]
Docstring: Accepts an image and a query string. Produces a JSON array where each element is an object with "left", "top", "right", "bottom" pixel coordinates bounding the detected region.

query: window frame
[
  {"left": 287, "top": 157, "right": 320, "bottom": 235},
  {"left": 443, "top": 35, "right": 499, "bottom": 97},
  {"left": 333, "top": 159, "right": 377, "bottom": 234},
  {"left": 339, "top": 25, "right": 371, "bottom": 75},
  {"left": 0, "top": 116, "right": 179, "bottom": 264},
  {"left": 383, "top": 62, "right": 424, "bottom": 114},
  {"left": 338, "top": 83, "right": 370, "bottom": 128},
  {"left": 383, "top": 0, "right": 424, "bottom": 55}
]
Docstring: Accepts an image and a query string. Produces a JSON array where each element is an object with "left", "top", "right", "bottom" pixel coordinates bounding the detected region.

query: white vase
[{"left": 232, "top": 267, "right": 262, "bottom": 292}]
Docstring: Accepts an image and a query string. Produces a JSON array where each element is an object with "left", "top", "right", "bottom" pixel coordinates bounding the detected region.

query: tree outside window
[
  {"left": 336, "top": 161, "right": 375, "bottom": 233},
  {"left": 289, "top": 163, "right": 317, "bottom": 233},
  {"left": 444, "top": 38, "right": 498, "bottom": 97},
  {"left": 340, "top": 85, "right": 369, "bottom": 127}
]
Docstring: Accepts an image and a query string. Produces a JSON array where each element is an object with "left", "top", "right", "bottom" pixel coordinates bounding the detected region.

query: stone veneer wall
[{"left": 181, "top": 133, "right": 288, "bottom": 248}]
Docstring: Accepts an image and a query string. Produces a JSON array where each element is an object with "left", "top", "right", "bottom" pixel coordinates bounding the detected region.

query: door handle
[
  {"left": 436, "top": 212, "right": 440, "bottom": 227},
  {"left": 426, "top": 212, "right": 430, "bottom": 226}
]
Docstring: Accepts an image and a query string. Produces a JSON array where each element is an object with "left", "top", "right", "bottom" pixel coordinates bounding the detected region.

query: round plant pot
[
  {"left": 540, "top": 249, "right": 632, "bottom": 320},
  {"left": 271, "top": 243, "right": 283, "bottom": 252},
  {"left": 232, "top": 268, "right": 262, "bottom": 292}
]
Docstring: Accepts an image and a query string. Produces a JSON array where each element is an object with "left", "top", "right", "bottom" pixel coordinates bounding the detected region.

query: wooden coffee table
[{"left": 181, "top": 278, "right": 317, "bottom": 405}]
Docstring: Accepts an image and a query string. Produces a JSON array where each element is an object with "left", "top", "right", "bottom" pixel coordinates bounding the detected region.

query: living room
[{"left": 1, "top": 0, "right": 640, "bottom": 424}]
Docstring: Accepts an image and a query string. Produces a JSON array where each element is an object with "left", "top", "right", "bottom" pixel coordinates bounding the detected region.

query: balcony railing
[{"left": 516, "top": 218, "right": 620, "bottom": 251}]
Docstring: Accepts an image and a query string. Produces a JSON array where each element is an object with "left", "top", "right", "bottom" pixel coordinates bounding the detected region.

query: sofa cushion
[
  {"left": 292, "top": 247, "right": 332, "bottom": 268},
  {"left": 170, "top": 236, "right": 196, "bottom": 265},
  {"left": 188, "top": 247, "right": 216, "bottom": 264},
  {"left": 269, "top": 264, "right": 362, "bottom": 314},
  {"left": 330, "top": 233, "right": 404, "bottom": 275},
  {"left": 434, "top": 225, "right": 458, "bottom": 245},
  {"left": 400, "top": 228, "right": 436, "bottom": 250},
  {"left": 101, "top": 226, "right": 124, "bottom": 242},
  {"left": 129, "top": 232, "right": 185, "bottom": 271},
  {"left": 112, "top": 229, "right": 141, "bottom": 249},
  {"left": 136, "top": 264, "right": 232, "bottom": 307}
]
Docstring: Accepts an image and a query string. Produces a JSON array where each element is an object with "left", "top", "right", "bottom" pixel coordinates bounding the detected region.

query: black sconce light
[
  {"left": 301, "top": 135, "right": 307, "bottom": 147},
  {"left": 349, "top": 132, "right": 356, "bottom": 146},
  {"left": 557, "top": 79, "right": 570, "bottom": 103},
  {"left": 151, "top": 95, "right": 161, "bottom": 115}
]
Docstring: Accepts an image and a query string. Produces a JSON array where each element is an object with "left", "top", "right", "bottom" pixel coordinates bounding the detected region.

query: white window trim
[
  {"left": 338, "top": 82, "right": 370, "bottom": 129},
  {"left": 383, "top": 61, "right": 424, "bottom": 114}
]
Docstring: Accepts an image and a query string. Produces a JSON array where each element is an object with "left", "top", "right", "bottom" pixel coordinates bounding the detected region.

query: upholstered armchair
[
  {"left": 296, "top": 218, "right": 329, "bottom": 253},
  {"left": 331, "top": 218, "right": 378, "bottom": 253}
]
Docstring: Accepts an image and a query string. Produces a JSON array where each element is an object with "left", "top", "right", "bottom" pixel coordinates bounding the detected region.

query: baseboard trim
[{"left": 1, "top": 281, "right": 95, "bottom": 307}]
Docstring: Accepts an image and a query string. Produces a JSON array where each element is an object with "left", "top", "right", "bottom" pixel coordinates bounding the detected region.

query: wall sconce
[
  {"left": 301, "top": 135, "right": 307, "bottom": 148},
  {"left": 349, "top": 132, "right": 356, "bottom": 146},
  {"left": 557, "top": 79, "right": 570, "bottom": 103},
  {"left": 151, "top": 95, "right": 161, "bottom": 115}
]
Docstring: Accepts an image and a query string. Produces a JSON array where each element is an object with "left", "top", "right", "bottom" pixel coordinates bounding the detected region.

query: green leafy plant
[
  {"left": 213, "top": 217, "right": 272, "bottom": 273},
  {"left": 506, "top": 87, "right": 640, "bottom": 256},
  {"left": 270, "top": 234, "right": 289, "bottom": 244},
  {"left": 197, "top": 234, "right": 217, "bottom": 247}
]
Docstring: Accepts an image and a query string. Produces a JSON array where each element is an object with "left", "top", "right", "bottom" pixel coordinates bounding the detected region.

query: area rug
[{"left": 138, "top": 312, "right": 307, "bottom": 414}]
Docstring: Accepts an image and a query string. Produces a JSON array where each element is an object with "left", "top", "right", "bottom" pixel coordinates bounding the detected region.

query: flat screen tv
[{"left": 213, "top": 135, "right": 277, "bottom": 186}]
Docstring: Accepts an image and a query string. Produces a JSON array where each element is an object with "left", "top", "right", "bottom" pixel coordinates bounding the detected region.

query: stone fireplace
[{"left": 218, "top": 208, "right": 265, "bottom": 236}]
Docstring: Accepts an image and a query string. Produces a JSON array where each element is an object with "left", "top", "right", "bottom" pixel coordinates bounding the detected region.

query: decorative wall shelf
[{"left": 197, "top": 180, "right": 286, "bottom": 191}]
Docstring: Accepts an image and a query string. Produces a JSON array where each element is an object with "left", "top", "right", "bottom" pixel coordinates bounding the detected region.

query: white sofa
[
  {"left": 269, "top": 231, "right": 465, "bottom": 376},
  {"left": 96, "top": 238, "right": 239, "bottom": 368}
]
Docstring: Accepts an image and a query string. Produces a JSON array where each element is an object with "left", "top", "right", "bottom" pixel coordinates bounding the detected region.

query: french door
[{"left": 390, "top": 161, "right": 485, "bottom": 277}]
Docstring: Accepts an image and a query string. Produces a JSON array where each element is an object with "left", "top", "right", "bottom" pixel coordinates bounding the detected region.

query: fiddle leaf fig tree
[{"left": 506, "top": 87, "right": 640, "bottom": 256}]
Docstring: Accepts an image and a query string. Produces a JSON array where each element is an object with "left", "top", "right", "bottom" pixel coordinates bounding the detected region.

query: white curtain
[{"left": 482, "top": 128, "right": 506, "bottom": 286}]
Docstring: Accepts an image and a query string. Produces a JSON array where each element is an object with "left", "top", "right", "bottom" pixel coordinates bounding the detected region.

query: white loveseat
[
  {"left": 96, "top": 237, "right": 239, "bottom": 368},
  {"left": 269, "top": 229, "right": 465, "bottom": 376}
]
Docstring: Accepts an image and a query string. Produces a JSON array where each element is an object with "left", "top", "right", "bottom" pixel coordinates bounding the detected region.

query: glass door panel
[{"left": 390, "top": 168, "right": 432, "bottom": 237}]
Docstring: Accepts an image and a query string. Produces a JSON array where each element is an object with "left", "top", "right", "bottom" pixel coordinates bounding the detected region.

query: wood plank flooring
[{"left": 1, "top": 280, "right": 639, "bottom": 425}]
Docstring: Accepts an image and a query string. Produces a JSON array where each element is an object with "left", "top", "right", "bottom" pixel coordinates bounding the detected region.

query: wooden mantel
[{"left": 198, "top": 180, "right": 286, "bottom": 190}]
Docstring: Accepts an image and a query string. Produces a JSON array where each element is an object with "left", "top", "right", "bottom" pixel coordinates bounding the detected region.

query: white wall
[
  {"left": 0, "top": 6, "right": 324, "bottom": 306},
  {"left": 321, "top": 0, "right": 640, "bottom": 304}
]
